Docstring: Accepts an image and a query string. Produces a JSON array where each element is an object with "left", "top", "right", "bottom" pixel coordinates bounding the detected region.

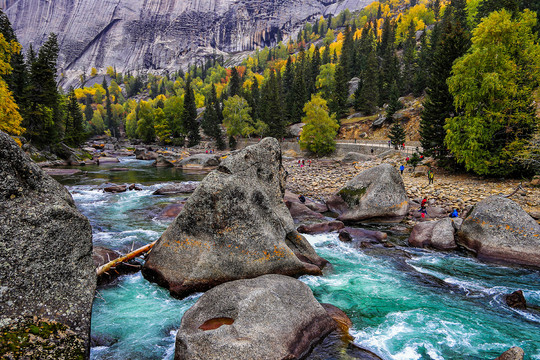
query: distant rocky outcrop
[
  {"left": 4, "top": 0, "right": 370, "bottom": 86},
  {"left": 175, "top": 274, "right": 337, "bottom": 360},
  {"left": 458, "top": 196, "right": 540, "bottom": 267},
  {"left": 327, "top": 164, "right": 409, "bottom": 222},
  {"left": 142, "top": 138, "right": 327, "bottom": 298},
  {"left": 0, "top": 131, "right": 95, "bottom": 357}
]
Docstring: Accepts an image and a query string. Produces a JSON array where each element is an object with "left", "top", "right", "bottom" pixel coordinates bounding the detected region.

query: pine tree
[
  {"left": 420, "top": 1, "right": 470, "bottom": 159},
  {"left": 354, "top": 25, "right": 379, "bottom": 115},
  {"left": 412, "top": 32, "right": 430, "bottom": 96},
  {"left": 322, "top": 44, "right": 331, "bottom": 65},
  {"left": 330, "top": 61, "right": 348, "bottom": 121},
  {"left": 201, "top": 84, "right": 225, "bottom": 149},
  {"left": 386, "top": 80, "right": 403, "bottom": 119},
  {"left": 291, "top": 47, "right": 307, "bottom": 123},
  {"left": 389, "top": 120, "right": 406, "bottom": 148},
  {"left": 64, "top": 88, "right": 85, "bottom": 146},
  {"left": 261, "top": 70, "right": 285, "bottom": 139},
  {"left": 228, "top": 67, "right": 242, "bottom": 98},
  {"left": 282, "top": 56, "right": 295, "bottom": 123},
  {"left": 378, "top": 18, "right": 400, "bottom": 106},
  {"left": 401, "top": 21, "right": 417, "bottom": 95},
  {"left": 340, "top": 25, "right": 355, "bottom": 79},
  {"left": 182, "top": 76, "right": 200, "bottom": 147}
]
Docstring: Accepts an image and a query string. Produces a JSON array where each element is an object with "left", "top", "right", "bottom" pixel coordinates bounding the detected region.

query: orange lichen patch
[{"left": 199, "top": 317, "right": 235, "bottom": 331}]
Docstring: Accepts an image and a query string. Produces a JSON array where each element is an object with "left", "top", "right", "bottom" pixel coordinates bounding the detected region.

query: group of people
[
  {"left": 420, "top": 196, "right": 458, "bottom": 219},
  {"left": 298, "top": 159, "right": 311, "bottom": 168}
]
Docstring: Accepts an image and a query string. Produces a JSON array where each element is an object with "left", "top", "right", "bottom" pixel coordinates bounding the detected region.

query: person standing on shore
[
  {"left": 429, "top": 171, "right": 434, "bottom": 184},
  {"left": 400, "top": 164, "right": 404, "bottom": 175}
]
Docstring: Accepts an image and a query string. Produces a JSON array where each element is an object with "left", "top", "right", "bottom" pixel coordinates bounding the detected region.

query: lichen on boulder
[
  {"left": 0, "top": 131, "right": 96, "bottom": 357},
  {"left": 142, "top": 138, "right": 327, "bottom": 298}
]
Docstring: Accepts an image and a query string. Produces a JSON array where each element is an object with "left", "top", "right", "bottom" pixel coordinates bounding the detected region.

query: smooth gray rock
[
  {"left": 179, "top": 153, "right": 221, "bottom": 167},
  {"left": 174, "top": 274, "right": 337, "bottom": 360},
  {"left": 285, "top": 201, "right": 325, "bottom": 222},
  {"left": 342, "top": 152, "right": 375, "bottom": 163},
  {"left": 327, "top": 164, "right": 409, "bottom": 222},
  {"left": 153, "top": 155, "right": 174, "bottom": 167},
  {"left": 408, "top": 221, "right": 436, "bottom": 248},
  {"left": 0, "top": 131, "right": 95, "bottom": 355},
  {"left": 458, "top": 196, "right": 540, "bottom": 267},
  {"left": 431, "top": 218, "right": 457, "bottom": 250},
  {"left": 153, "top": 182, "right": 200, "bottom": 195},
  {"left": 97, "top": 156, "right": 119, "bottom": 164},
  {"left": 143, "top": 138, "right": 327, "bottom": 298}
]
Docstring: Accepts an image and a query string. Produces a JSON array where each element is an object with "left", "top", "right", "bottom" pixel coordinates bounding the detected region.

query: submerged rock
[
  {"left": 458, "top": 196, "right": 540, "bottom": 267},
  {"left": 104, "top": 184, "right": 127, "bottom": 193},
  {"left": 0, "top": 131, "right": 95, "bottom": 356},
  {"left": 495, "top": 346, "right": 525, "bottom": 360},
  {"left": 505, "top": 290, "right": 527, "bottom": 310},
  {"left": 327, "top": 164, "right": 409, "bottom": 222},
  {"left": 143, "top": 138, "right": 327, "bottom": 298},
  {"left": 175, "top": 274, "right": 337, "bottom": 360}
]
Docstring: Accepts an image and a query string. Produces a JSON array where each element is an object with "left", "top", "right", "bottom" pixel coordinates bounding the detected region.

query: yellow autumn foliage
[{"left": 0, "top": 33, "right": 24, "bottom": 138}]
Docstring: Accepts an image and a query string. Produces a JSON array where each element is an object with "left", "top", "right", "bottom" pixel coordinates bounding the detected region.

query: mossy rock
[
  {"left": 338, "top": 187, "right": 367, "bottom": 208},
  {"left": 0, "top": 320, "right": 85, "bottom": 360}
]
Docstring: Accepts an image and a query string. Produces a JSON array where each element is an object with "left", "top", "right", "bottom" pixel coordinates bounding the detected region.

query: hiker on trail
[
  {"left": 400, "top": 164, "right": 404, "bottom": 175},
  {"left": 406, "top": 156, "right": 409, "bottom": 162},
  {"left": 298, "top": 195, "right": 306, "bottom": 204},
  {"left": 450, "top": 209, "right": 458, "bottom": 218},
  {"left": 371, "top": 148, "right": 374, "bottom": 155},
  {"left": 421, "top": 197, "right": 427, "bottom": 212},
  {"left": 308, "top": 159, "right": 311, "bottom": 167},
  {"left": 388, "top": 140, "right": 391, "bottom": 148},
  {"left": 428, "top": 171, "right": 434, "bottom": 184}
]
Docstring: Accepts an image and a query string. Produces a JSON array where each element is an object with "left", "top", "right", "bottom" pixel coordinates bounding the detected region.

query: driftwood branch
[
  {"left": 503, "top": 183, "right": 525, "bottom": 198},
  {"left": 96, "top": 241, "right": 157, "bottom": 277}
]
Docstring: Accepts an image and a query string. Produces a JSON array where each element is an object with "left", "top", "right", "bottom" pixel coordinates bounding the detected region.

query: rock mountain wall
[{"left": 2, "top": 0, "right": 371, "bottom": 85}]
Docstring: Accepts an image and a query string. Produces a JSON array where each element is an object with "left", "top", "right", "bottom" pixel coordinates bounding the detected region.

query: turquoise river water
[{"left": 53, "top": 157, "right": 540, "bottom": 360}]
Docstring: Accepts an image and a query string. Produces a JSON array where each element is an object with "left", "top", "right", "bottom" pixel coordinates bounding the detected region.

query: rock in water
[
  {"left": 174, "top": 274, "right": 337, "bottom": 360},
  {"left": 458, "top": 196, "right": 540, "bottom": 267},
  {"left": 495, "top": 346, "right": 525, "bottom": 360},
  {"left": 505, "top": 290, "right": 527, "bottom": 310},
  {"left": 0, "top": 131, "right": 95, "bottom": 356},
  {"left": 327, "top": 164, "right": 409, "bottom": 222},
  {"left": 142, "top": 138, "right": 327, "bottom": 298}
]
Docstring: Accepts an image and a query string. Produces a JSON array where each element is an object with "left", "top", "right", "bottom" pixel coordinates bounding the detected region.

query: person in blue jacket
[
  {"left": 450, "top": 208, "right": 458, "bottom": 218},
  {"left": 399, "top": 164, "right": 405, "bottom": 175}
]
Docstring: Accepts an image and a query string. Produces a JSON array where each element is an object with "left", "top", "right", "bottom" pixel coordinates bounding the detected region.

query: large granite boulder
[
  {"left": 327, "top": 164, "right": 409, "bottom": 222},
  {"left": 0, "top": 131, "right": 96, "bottom": 357},
  {"left": 143, "top": 138, "right": 327, "bottom": 298},
  {"left": 175, "top": 274, "right": 337, "bottom": 360},
  {"left": 458, "top": 196, "right": 540, "bottom": 267},
  {"left": 178, "top": 153, "right": 221, "bottom": 167}
]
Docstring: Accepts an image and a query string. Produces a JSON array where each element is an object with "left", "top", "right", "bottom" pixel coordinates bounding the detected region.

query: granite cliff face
[{"left": 2, "top": 0, "right": 371, "bottom": 84}]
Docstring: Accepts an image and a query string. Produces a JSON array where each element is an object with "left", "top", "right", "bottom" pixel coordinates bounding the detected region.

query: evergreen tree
[
  {"left": 247, "top": 77, "right": 260, "bottom": 123},
  {"left": 282, "top": 56, "right": 295, "bottom": 123},
  {"left": 322, "top": 44, "right": 331, "bottom": 65},
  {"left": 291, "top": 47, "right": 307, "bottom": 123},
  {"left": 201, "top": 84, "right": 225, "bottom": 149},
  {"left": 261, "top": 70, "right": 285, "bottom": 139},
  {"left": 330, "top": 61, "right": 348, "bottom": 121},
  {"left": 24, "top": 33, "right": 61, "bottom": 146},
  {"left": 340, "top": 25, "right": 355, "bottom": 79},
  {"left": 412, "top": 32, "right": 430, "bottom": 96},
  {"left": 309, "top": 46, "right": 321, "bottom": 94},
  {"left": 378, "top": 18, "right": 400, "bottom": 105},
  {"left": 389, "top": 120, "right": 406, "bottom": 148},
  {"left": 228, "top": 67, "right": 242, "bottom": 97},
  {"left": 401, "top": 21, "right": 417, "bottom": 95},
  {"left": 84, "top": 96, "right": 94, "bottom": 123},
  {"left": 386, "top": 80, "right": 403, "bottom": 119},
  {"left": 182, "top": 76, "right": 200, "bottom": 147},
  {"left": 354, "top": 25, "right": 379, "bottom": 115},
  {"left": 420, "top": 1, "right": 470, "bottom": 159},
  {"left": 65, "top": 88, "right": 85, "bottom": 146}
]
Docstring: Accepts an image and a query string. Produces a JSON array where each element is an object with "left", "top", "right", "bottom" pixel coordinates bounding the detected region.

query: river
[{"left": 53, "top": 157, "right": 540, "bottom": 360}]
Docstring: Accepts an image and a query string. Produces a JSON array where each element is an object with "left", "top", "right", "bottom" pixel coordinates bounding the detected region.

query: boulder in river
[
  {"left": 284, "top": 190, "right": 327, "bottom": 213},
  {"left": 0, "top": 131, "right": 95, "bottom": 357},
  {"left": 152, "top": 182, "right": 199, "bottom": 195},
  {"left": 285, "top": 200, "right": 325, "bottom": 222},
  {"left": 142, "top": 138, "right": 327, "bottom": 298},
  {"left": 338, "top": 227, "right": 388, "bottom": 243},
  {"left": 408, "top": 218, "right": 457, "bottom": 250},
  {"left": 104, "top": 184, "right": 127, "bottom": 193},
  {"left": 97, "top": 156, "right": 120, "bottom": 164},
  {"left": 174, "top": 274, "right": 337, "bottom": 360},
  {"left": 327, "top": 164, "right": 409, "bottom": 222},
  {"left": 153, "top": 155, "right": 174, "bottom": 167},
  {"left": 178, "top": 153, "right": 221, "bottom": 167},
  {"left": 297, "top": 221, "right": 345, "bottom": 234},
  {"left": 505, "top": 290, "right": 527, "bottom": 310},
  {"left": 458, "top": 196, "right": 540, "bottom": 267}
]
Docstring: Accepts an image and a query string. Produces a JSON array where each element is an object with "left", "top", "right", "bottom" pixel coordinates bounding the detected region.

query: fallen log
[{"left": 96, "top": 241, "right": 156, "bottom": 277}]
